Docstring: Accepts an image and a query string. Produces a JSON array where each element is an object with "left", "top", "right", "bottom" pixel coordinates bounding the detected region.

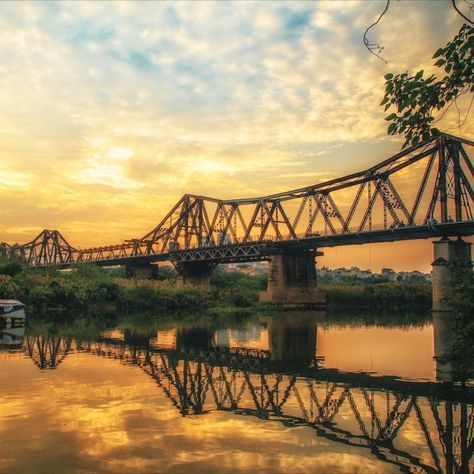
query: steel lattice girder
[{"left": 8, "top": 133, "right": 474, "bottom": 267}]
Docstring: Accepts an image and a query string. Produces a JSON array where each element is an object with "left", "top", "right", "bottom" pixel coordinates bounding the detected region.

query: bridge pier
[
  {"left": 125, "top": 262, "right": 159, "bottom": 279},
  {"left": 265, "top": 311, "right": 324, "bottom": 364},
  {"left": 432, "top": 238, "right": 472, "bottom": 312},
  {"left": 432, "top": 312, "right": 456, "bottom": 382},
  {"left": 259, "top": 249, "right": 325, "bottom": 309},
  {"left": 176, "top": 326, "right": 213, "bottom": 351},
  {"left": 175, "top": 261, "right": 216, "bottom": 286}
]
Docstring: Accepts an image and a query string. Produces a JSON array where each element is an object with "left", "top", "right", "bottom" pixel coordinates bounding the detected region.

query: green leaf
[
  {"left": 434, "top": 59, "right": 446, "bottom": 67},
  {"left": 385, "top": 113, "right": 397, "bottom": 121},
  {"left": 384, "top": 73, "right": 393, "bottom": 80},
  {"left": 415, "top": 70, "right": 424, "bottom": 80},
  {"left": 433, "top": 48, "right": 445, "bottom": 58},
  {"left": 388, "top": 123, "right": 397, "bottom": 135}
]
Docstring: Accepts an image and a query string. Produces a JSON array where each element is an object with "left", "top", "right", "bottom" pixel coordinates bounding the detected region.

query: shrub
[
  {"left": 0, "top": 275, "right": 20, "bottom": 299},
  {"left": 0, "top": 261, "right": 23, "bottom": 277},
  {"left": 323, "top": 281, "right": 431, "bottom": 310}
]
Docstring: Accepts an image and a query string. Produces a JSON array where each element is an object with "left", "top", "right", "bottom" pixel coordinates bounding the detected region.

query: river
[{"left": 0, "top": 311, "right": 472, "bottom": 473}]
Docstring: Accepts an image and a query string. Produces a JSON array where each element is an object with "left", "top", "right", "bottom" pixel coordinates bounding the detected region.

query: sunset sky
[{"left": 0, "top": 1, "right": 472, "bottom": 271}]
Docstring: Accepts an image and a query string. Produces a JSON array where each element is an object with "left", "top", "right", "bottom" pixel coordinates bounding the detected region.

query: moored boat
[{"left": 0, "top": 300, "right": 26, "bottom": 325}]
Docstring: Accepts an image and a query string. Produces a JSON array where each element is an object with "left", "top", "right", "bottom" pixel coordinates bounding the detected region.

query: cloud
[{"left": 0, "top": 0, "right": 471, "bottom": 255}]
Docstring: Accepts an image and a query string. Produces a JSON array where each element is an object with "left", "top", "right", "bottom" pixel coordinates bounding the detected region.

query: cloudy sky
[{"left": 0, "top": 0, "right": 472, "bottom": 271}]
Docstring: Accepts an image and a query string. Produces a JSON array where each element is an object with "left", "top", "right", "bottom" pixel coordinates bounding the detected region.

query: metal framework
[
  {"left": 22, "top": 334, "right": 474, "bottom": 474},
  {"left": 6, "top": 134, "right": 474, "bottom": 267}
]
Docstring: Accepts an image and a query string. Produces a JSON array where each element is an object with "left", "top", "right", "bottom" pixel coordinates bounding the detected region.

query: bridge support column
[
  {"left": 259, "top": 249, "right": 325, "bottom": 308},
  {"left": 432, "top": 238, "right": 472, "bottom": 312},
  {"left": 175, "top": 261, "right": 216, "bottom": 286},
  {"left": 265, "top": 311, "right": 324, "bottom": 363},
  {"left": 125, "top": 262, "right": 158, "bottom": 279},
  {"left": 432, "top": 312, "right": 456, "bottom": 382}
]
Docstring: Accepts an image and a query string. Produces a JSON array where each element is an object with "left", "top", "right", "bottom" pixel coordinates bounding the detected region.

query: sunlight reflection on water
[{"left": 0, "top": 311, "right": 472, "bottom": 474}]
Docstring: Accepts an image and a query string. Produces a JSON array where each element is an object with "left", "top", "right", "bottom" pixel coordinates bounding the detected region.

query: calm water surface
[{"left": 0, "top": 311, "right": 472, "bottom": 474}]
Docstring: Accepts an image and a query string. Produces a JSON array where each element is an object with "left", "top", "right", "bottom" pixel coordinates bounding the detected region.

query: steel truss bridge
[
  {"left": 19, "top": 333, "right": 474, "bottom": 474},
  {"left": 1, "top": 133, "right": 473, "bottom": 267}
]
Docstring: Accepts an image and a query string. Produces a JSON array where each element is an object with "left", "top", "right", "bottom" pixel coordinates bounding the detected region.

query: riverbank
[{"left": 0, "top": 264, "right": 432, "bottom": 317}]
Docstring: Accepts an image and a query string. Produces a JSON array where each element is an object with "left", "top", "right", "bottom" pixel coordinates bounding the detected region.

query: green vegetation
[
  {"left": 0, "top": 259, "right": 23, "bottom": 277},
  {"left": 0, "top": 263, "right": 266, "bottom": 317},
  {"left": 210, "top": 267, "right": 267, "bottom": 309},
  {"left": 382, "top": 23, "right": 473, "bottom": 148},
  {"left": 116, "top": 279, "right": 214, "bottom": 313},
  {"left": 0, "top": 260, "right": 433, "bottom": 318},
  {"left": 446, "top": 264, "right": 474, "bottom": 382},
  {"left": 323, "top": 281, "right": 431, "bottom": 311}
]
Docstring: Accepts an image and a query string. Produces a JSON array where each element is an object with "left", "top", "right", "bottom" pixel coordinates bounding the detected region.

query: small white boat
[{"left": 0, "top": 300, "right": 26, "bottom": 323}]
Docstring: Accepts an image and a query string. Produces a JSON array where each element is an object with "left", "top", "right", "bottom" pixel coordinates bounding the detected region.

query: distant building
[
  {"left": 224, "top": 262, "right": 430, "bottom": 283},
  {"left": 381, "top": 268, "right": 397, "bottom": 281},
  {"left": 226, "top": 262, "right": 268, "bottom": 275},
  {"left": 397, "top": 270, "right": 431, "bottom": 282}
]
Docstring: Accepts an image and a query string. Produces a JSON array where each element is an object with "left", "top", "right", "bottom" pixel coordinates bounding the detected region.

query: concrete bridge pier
[
  {"left": 432, "top": 237, "right": 472, "bottom": 312},
  {"left": 259, "top": 249, "right": 325, "bottom": 308},
  {"left": 175, "top": 261, "right": 216, "bottom": 286},
  {"left": 125, "top": 262, "right": 159, "bottom": 279}
]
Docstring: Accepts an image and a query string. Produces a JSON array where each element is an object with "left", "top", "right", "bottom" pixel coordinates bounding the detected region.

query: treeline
[
  {"left": 0, "top": 260, "right": 433, "bottom": 316},
  {"left": 323, "top": 281, "right": 431, "bottom": 311},
  {"left": 0, "top": 264, "right": 267, "bottom": 316}
]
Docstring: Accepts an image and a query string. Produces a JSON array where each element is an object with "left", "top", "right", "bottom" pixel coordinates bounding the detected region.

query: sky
[{"left": 0, "top": 0, "right": 472, "bottom": 272}]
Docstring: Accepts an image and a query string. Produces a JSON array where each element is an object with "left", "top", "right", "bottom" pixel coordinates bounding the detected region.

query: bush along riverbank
[
  {"left": 322, "top": 281, "right": 432, "bottom": 311},
  {"left": 0, "top": 262, "right": 432, "bottom": 317},
  {"left": 0, "top": 264, "right": 267, "bottom": 316}
]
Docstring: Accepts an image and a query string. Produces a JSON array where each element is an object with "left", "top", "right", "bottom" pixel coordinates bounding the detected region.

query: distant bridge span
[{"left": 2, "top": 133, "right": 472, "bottom": 268}]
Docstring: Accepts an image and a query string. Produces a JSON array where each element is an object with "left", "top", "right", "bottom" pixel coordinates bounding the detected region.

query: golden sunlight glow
[
  {"left": 0, "top": 1, "right": 472, "bottom": 270},
  {"left": 0, "top": 350, "right": 447, "bottom": 474}
]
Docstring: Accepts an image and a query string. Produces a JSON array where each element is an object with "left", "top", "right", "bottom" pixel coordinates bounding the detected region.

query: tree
[
  {"left": 381, "top": 23, "right": 473, "bottom": 147},
  {"left": 364, "top": 0, "right": 474, "bottom": 147}
]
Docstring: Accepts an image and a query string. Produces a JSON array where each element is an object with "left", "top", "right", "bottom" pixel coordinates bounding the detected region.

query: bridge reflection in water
[{"left": 17, "top": 313, "right": 474, "bottom": 474}]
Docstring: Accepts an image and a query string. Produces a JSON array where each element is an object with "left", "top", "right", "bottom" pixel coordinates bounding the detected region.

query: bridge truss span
[{"left": 6, "top": 133, "right": 474, "bottom": 267}]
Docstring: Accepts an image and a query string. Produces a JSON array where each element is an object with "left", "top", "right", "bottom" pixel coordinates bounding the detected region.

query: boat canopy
[{"left": 0, "top": 300, "right": 25, "bottom": 315}]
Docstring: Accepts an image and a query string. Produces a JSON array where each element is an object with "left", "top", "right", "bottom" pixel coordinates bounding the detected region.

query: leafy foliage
[
  {"left": 0, "top": 261, "right": 23, "bottom": 277},
  {"left": 381, "top": 24, "right": 473, "bottom": 148},
  {"left": 0, "top": 264, "right": 435, "bottom": 316},
  {"left": 445, "top": 264, "right": 474, "bottom": 381}
]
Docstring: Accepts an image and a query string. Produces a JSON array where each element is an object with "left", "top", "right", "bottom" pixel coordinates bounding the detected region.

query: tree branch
[
  {"left": 452, "top": 0, "right": 474, "bottom": 24},
  {"left": 363, "top": 0, "right": 390, "bottom": 63}
]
